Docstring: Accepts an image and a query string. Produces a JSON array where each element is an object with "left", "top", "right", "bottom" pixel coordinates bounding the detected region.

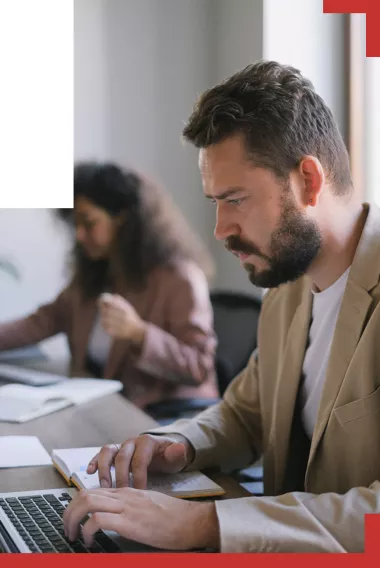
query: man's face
[{"left": 199, "top": 135, "right": 322, "bottom": 288}]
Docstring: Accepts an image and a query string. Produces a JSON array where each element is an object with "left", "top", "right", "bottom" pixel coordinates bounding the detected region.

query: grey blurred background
[{"left": 1, "top": 0, "right": 378, "bottom": 362}]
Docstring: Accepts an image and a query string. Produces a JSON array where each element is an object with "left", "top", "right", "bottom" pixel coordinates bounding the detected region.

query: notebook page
[
  {"left": 0, "top": 436, "right": 52, "bottom": 468},
  {"left": 146, "top": 471, "right": 224, "bottom": 495},
  {"left": 0, "top": 397, "right": 70, "bottom": 423},
  {"left": 0, "top": 384, "right": 71, "bottom": 422},
  {"left": 0, "top": 363, "right": 66, "bottom": 386},
  {"left": 0, "top": 378, "right": 122, "bottom": 408},
  {"left": 73, "top": 468, "right": 225, "bottom": 497},
  {"left": 52, "top": 447, "right": 101, "bottom": 479},
  {"left": 47, "top": 379, "right": 123, "bottom": 404},
  {"left": 0, "top": 383, "right": 55, "bottom": 402}
]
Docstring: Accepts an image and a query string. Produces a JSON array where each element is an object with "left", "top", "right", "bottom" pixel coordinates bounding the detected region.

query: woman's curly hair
[{"left": 57, "top": 162, "right": 214, "bottom": 298}]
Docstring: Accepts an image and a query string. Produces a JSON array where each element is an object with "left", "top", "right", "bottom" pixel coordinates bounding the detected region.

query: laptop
[
  {"left": 0, "top": 488, "right": 215, "bottom": 553},
  {"left": 0, "top": 488, "right": 168, "bottom": 553}
]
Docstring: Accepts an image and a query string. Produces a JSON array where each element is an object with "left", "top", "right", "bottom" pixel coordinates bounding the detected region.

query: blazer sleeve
[
  {"left": 147, "top": 351, "right": 380, "bottom": 551},
  {"left": 132, "top": 264, "right": 217, "bottom": 386},
  {"left": 0, "top": 285, "right": 72, "bottom": 351},
  {"left": 144, "top": 349, "right": 263, "bottom": 472},
  {"left": 213, "top": 482, "right": 380, "bottom": 552}
]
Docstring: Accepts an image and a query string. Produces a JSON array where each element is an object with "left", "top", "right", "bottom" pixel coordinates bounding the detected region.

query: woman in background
[{"left": 0, "top": 162, "right": 218, "bottom": 408}]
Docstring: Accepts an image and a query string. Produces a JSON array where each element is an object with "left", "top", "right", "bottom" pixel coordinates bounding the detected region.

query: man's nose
[{"left": 214, "top": 206, "right": 238, "bottom": 241}]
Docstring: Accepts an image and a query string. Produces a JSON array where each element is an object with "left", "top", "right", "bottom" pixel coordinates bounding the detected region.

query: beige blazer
[
  {"left": 152, "top": 203, "right": 380, "bottom": 552},
  {"left": 0, "top": 261, "right": 218, "bottom": 407}
]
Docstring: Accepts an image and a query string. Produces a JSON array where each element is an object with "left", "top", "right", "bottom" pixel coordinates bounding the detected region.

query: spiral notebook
[{"left": 51, "top": 446, "right": 226, "bottom": 499}]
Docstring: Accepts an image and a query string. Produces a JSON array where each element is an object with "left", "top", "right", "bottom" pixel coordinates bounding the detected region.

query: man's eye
[{"left": 227, "top": 198, "right": 243, "bottom": 206}]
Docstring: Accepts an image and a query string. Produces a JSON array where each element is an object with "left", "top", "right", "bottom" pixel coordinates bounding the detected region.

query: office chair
[
  {"left": 210, "top": 291, "right": 261, "bottom": 395},
  {"left": 146, "top": 290, "right": 261, "bottom": 419}
]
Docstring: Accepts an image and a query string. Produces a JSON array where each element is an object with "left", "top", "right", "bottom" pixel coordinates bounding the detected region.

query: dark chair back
[
  {"left": 211, "top": 291, "right": 261, "bottom": 396},
  {"left": 146, "top": 290, "right": 261, "bottom": 422}
]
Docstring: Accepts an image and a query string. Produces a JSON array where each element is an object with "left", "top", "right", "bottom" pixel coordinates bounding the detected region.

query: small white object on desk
[
  {"left": 0, "top": 378, "right": 123, "bottom": 423},
  {"left": 0, "top": 363, "right": 66, "bottom": 386},
  {"left": 0, "top": 436, "right": 52, "bottom": 468}
]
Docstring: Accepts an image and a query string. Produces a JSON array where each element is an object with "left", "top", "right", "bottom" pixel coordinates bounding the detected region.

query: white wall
[
  {"left": 0, "top": 209, "right": 71, "bottom": 357},
  {"left": 0, "top": 0, "right": 110, "bottom": 358},
  {"left": 208, "top": 0, "right": 264, "bottom": 296},
  {"left": 263, "top": 0, "right": 347, "bottom": 141},
  {"left": 74, "top": 0, "right": 109, "bottom": 160},
  {"left": 75, "top": 0, "right": 215, "bottom": 254}
]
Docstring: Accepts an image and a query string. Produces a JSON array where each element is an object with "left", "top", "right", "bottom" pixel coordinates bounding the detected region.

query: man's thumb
[{"left": 164, "top": 442, "right": 188, "bottom": 470}]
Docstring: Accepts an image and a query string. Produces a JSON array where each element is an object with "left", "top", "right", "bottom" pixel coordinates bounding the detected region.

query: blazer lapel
[
  {"left": 307, "top": 203, "right": 380, "bottom": 475},
  {"left": 307, "top": 277, "right": 373, "bottom": 470},
  {"left": 272, "top": 289, "right": 313, "bottom": 493}
]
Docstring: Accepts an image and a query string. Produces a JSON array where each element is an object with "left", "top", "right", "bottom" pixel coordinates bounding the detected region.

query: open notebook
[
  {"left": 0, "top": 379, "right": 123, "bottom": 423},
  {"left": 52, "top": 447, "right": 226, "bottom": 499},
  {"left": 0, "top": 363, "right": 67, "bottom": 386}
]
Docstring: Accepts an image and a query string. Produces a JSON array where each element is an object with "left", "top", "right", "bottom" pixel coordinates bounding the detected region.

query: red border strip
[
  {"left": 1, "top": 515, "right": 380, "bottom": 566},
  {"left": 2, "top": 4, "right": 379, "bottom": 567},
  {"left": 324, "top": 0, "right": 380, "bottom": 56}
]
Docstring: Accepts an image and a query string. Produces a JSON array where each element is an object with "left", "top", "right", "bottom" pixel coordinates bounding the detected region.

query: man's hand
[
  {"left": 99, "top": 293, "right": 146, "bottom": 344},
  {"left": 87, "top": 434, "right": 194, "bottom": 489},
  {"left": 63, "top": 487, "right": 220, "bottom": 551}
]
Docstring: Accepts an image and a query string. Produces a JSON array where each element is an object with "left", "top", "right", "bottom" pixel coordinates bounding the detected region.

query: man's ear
[{"left": 298, "top": 156, "right": 325, "bottom": 207}]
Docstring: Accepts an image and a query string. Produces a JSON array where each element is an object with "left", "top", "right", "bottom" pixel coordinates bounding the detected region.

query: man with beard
[{"left": 64, "top": 61, "right": 380, "bottom": 553}]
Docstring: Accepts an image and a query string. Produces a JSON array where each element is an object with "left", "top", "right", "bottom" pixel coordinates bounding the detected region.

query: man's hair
[{"left": 183, "top": 60, "right": 352, "bottom": 194}]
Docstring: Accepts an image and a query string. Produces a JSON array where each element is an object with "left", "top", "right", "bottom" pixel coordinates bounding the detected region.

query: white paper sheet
[
  {"left": 0, "top": 363, "right": 66, "bottom": 386},
  {"left": 0, "top": 436, "right": 52, "bottom": 468}
]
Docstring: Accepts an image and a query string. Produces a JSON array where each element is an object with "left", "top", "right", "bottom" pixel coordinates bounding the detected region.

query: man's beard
[{"left": 225, "top": 194, "right": 322, "bottom": 288}]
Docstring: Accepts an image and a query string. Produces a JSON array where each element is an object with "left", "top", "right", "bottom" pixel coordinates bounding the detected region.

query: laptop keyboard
[{"left": 0, "top": 493, "right": 121, "bottom": 553}]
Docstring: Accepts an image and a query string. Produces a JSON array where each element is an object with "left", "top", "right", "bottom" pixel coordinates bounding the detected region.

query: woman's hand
[
  {"left": 99, "top": 293, "right": 146, "bottom": 344},
  {"left": 63, "top": 487, "right": 220, "bottom": 551}
]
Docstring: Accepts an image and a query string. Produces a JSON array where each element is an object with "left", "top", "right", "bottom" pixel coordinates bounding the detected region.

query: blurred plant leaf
[{"left": 0, "top": 259, "right": 21, "bottom": 280}]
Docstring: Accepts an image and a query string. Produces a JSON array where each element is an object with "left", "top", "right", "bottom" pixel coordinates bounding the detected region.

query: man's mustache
[{"left": 225, "top": 236, "right": 266, "bottom": 259}]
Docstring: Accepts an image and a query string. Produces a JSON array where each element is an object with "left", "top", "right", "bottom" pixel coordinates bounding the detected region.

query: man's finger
[
  {"left": 130, "top": 439, "right": 155, "bottom": 489},
  {"left": 96, "top": 445, "right": 120, "bottom": 488},
  {"left": 86, "top": 452, "right": 100, "bottom": 474},
  {"left": 64, "top": 493, "right": 122, "bottom": 542},
  {"left": 81, "top": 512, "right": 128, "bottom": 547},
  {"left": 114, "top": 441, "right": 137, "bottom": 488}
]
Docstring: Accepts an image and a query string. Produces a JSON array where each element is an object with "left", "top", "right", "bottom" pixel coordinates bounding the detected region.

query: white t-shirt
[
  {"left": 301, "top": 268, "right": 350, "bottom": 439},
  {"left": 87, "top": 313, "right": 112, "bottom": 370}
]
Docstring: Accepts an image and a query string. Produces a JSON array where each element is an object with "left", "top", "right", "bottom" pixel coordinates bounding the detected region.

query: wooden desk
[{"left": 0, "top": 392, "right": 249, "bottom": 499}]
